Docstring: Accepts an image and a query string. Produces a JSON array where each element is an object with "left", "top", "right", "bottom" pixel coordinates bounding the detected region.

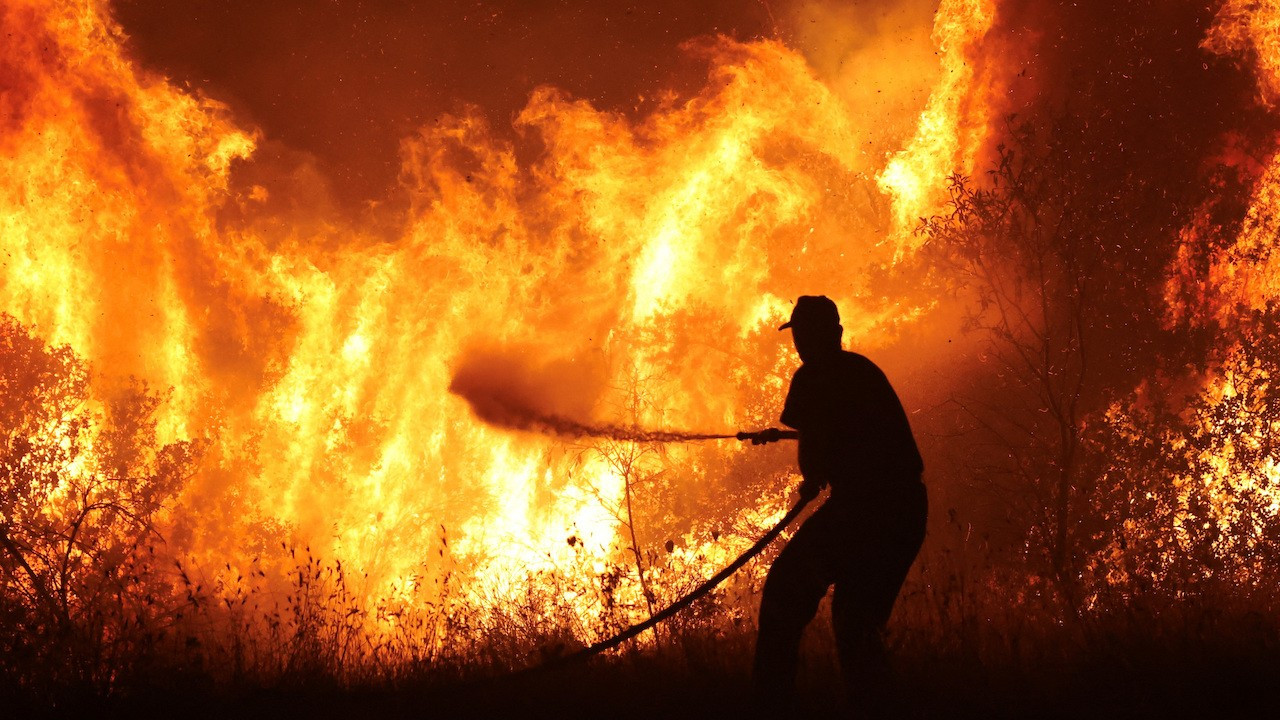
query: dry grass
[{"left": 6, "top": 533, "right": 1280, "bottom": 719}]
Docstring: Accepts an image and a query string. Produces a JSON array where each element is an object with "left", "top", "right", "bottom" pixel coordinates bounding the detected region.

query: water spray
[
  {"left": 447, "top": 370, "right": 799, "bottom": 444},
  {"left": 492, "top": 419, "right": 800, "bottom": 444}
]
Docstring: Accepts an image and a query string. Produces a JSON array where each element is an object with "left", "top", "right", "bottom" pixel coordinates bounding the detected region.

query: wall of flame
[{"left": 19, "top": 0, "right": 1209, "bottom": 638}]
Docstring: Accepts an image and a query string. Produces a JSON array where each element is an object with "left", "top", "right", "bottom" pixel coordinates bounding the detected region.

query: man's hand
[
  {"left": 751, "top": 428, "right": 783, "bottom": 445},
  {"left": 797, "top": 477, "right": 825, "bottom": 501},
  {"left": 737, "top": 429, "right": 800, "bottom": 444}
]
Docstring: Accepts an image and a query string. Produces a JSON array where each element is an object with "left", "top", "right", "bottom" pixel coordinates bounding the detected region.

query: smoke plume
[{"left": 449, "top": 347, "right": 736, "bottom": 443}]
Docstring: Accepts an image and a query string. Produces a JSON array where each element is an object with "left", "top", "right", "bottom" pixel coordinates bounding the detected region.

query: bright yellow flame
[{"left": 877, "top": 0, "right": 997, "bottom": 244}]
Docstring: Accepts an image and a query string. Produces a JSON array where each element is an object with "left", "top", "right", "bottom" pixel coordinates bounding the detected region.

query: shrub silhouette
[{"left": 0, "top": 314, "right": 199, "bottom": 703}]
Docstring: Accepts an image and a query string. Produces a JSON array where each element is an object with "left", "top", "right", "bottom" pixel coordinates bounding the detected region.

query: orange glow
[{"left": 1, "top": 0, "right": 992, "bottom": 654}]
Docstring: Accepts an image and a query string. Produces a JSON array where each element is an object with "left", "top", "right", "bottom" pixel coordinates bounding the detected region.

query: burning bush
[{"left": 1091, "top": 311, "right": 1280, "bottom": 597}]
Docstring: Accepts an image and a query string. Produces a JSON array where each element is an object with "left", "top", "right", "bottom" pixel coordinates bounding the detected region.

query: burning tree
[{"left": 919, "top": 104, "right": 1280, "bottom": 610}]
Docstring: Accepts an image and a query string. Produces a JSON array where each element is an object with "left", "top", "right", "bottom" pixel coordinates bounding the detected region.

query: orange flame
[
  {"left": 1204, "top": 0, "right": 1280, "bottom": 106},
  {"left": 2, "top": 0, "right": 992, "bottom": 644},
  {"left": 877, "top": 0, "right": 997, "bottom": 243},
  {"left": 1134, "top": 0, "right": 1280, "bottom": 583}
]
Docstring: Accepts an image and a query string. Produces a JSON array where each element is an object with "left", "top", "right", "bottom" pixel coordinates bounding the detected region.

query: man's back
[{"left": 780, "top": 350, "right": 923, "bottom": 497}]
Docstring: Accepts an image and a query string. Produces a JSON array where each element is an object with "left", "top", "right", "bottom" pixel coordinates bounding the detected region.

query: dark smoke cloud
[
  {"left": 114, "top": 0, "right": 778, "bottom": 207},
  {"left": 449, "top": 347, "right": 737, "bottom": 443}
]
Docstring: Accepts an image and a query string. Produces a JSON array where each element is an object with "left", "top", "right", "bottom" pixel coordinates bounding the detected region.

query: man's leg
[
  {"left": 832, "top": 483, "right": 927, "bottom": 716},
  {"left": 831, "top": 586, "right": 893, "bottom": 716},
  {"left": 752, "top": 505, "right": 840, "bottom": 709}
]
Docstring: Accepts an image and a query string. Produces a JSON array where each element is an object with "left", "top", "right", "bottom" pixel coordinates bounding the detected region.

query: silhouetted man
[{"left": 752, "top": 295, "right": 927, "bottom": 715}]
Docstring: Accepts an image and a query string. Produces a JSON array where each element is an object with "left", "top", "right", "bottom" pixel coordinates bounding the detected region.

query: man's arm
[
  {"left": 779, "top": 365, "right": 828, "bottom": 500},
  {"left": 745, "top": 427, "right": 824, "bottom": 500},
  {"left": 796, "top": 431, "right": 835, "bottom": 500}
]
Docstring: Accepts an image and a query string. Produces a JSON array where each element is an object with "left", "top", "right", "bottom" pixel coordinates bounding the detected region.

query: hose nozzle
[{"left": 737, "top": 428, "right": 799, "bottom": 444}]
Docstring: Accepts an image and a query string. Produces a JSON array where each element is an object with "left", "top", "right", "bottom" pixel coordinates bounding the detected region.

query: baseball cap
[{"left": 779, "top": 295, "right": 840, "bottom": 330}]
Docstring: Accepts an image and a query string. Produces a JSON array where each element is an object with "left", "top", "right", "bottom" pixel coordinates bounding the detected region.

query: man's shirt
[{"left": 780, "top": 350, "right": 923, "bottom": 497}]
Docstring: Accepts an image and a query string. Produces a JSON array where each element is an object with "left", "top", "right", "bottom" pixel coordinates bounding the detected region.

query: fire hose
[{"left": 528, "top": 428, "right": 805, "bottom": 673}]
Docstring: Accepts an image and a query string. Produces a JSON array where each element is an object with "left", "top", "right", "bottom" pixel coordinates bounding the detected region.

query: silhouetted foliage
[
  {"left": 919, "top": 119, "right": 1280, "bottom": 616},
  {"left": 0, "top": 314, "right": 200, "bottom": 704},
  {"left": 919, "top": 120, "right": 1106, "bottom": 607}
]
